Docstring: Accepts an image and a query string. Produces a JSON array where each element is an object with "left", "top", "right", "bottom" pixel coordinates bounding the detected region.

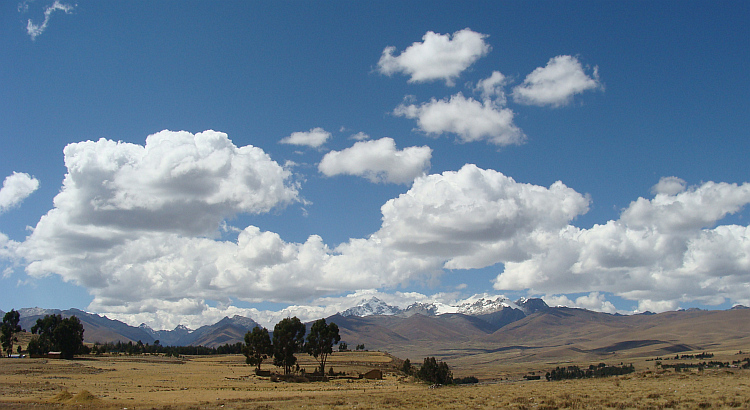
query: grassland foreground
[{"left": 2, "top": 352, "right": 750, "bottom": 409}]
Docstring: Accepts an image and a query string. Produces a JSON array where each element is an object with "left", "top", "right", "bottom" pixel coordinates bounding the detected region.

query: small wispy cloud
[{"left": 24, "top": 1, "right": 76, "bottom": 41}]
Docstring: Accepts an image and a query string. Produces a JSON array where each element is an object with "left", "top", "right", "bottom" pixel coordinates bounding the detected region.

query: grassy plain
[{"left": 3, "top": 350, "right": 750, "bottom": 409}]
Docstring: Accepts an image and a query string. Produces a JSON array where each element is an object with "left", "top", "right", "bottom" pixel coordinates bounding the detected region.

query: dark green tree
[
  {"left": 416, "top": 357, "right": 452, "bottom": 385},
  {"left": 305, "top": 318, "right": 340, "bottom": 376},
  {"left": 29, "top": 314, "right": 84, "bottom": 359},
  {"left": 401, "top": 358, "right": 412, "bottom": 375},
  {"left": 55, "top": 316, "right": 85, "bottom": 359},
  {"left": 1, "top": 310, "right": 23, "bottom": 356},
  {"left": 30, "top": 314, "right": 62, "bottom": 355},
  {"left": 272, "top": 317, "right": 305, "bottom": 375},
  {"left": 244, "top": 326, "right": 272, "bottom": 371}
]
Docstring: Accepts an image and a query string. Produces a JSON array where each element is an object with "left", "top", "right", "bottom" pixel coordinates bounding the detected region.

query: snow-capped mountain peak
[
  {"left": 400, "top": 296, "right": 518, "bottom": 317},
  {"left": 454, "top": 296, "right": 519, "bottom": 315},
  {"left": 338, "top": 294, "right": 547, "bottom": 318},
  {"left": 340, "top": 297, "right": 402, "bottom": 317}
]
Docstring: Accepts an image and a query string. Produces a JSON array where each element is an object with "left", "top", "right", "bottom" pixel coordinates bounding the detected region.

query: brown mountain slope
[
  {"left": 385, "top": 313, "right": 495, "bottom": 342},
  {"left": 483, "top": 307, "right": 634, "bottom": 346},
  {"left": 330, "top": 307, "right": 750, "bottom": 379},
  {"left": 327, "top": 314, "right": 408, "bottom": 348},
  {"left": 479, "top": 307, "right": 750, "bottom": 358},
  {"left": 187, "top": 324, "right": 247, "bottom": 348}
]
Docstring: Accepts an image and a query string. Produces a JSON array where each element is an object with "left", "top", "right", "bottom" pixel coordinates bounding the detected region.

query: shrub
[{"left": 454, "top": 376, "right": 479, "bottom": 384}]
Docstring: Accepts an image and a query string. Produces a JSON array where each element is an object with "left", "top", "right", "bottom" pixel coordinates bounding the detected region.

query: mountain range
[
  {"left": 5, "top": 307, "right": 260, "bottom": 348},
  {"left": 4, "top": 300, "right": 750, "bottom": 369},
  {"left": 3, "top": 296, "right": 544, "bottom": 348}
]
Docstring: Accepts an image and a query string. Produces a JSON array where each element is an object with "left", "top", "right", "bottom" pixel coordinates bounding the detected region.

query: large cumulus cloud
[
  {"left": 495, "top": 177, "right": 750, "bottom": 310},
  {"left": 12, "top": 131, "right": 750, "bottom": 327},
  {"left": 18, "top": 130, "right": 306, "bottom": 301}
]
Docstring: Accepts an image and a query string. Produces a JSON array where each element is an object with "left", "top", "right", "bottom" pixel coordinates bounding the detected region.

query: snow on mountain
[
  {"left": 340, "top": 294, "right": 529, "bottom": 318},
  {"left": 514, "top": 297, "right": 549, "bottom": 315},
  {"left": 340, "top": 297, "right": 402, "bottom": 317},
  {"left": 453, "top": 295, "right": 519, "bottom": 315},
  {"left": 19, "top": 307, "right": 62, "bottom": 317}
]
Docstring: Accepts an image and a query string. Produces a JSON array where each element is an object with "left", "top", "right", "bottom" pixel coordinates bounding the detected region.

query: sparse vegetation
[{"left": 3, "top": 353, "right": 750, "bottom": 409}]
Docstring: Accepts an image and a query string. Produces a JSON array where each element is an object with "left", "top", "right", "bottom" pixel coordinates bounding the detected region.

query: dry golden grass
[{"left": 2, "top": 351, "right": 750, "bottom": 409}]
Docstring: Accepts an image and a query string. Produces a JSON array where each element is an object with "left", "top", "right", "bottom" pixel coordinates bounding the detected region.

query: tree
[
  {"left": 244, "top": 326, "right": 272, "bottom": 371},
  {"left": 338, "top": 342, "right": 348, "bottom": 352},
  {"left": 272, "top": 317, "right": 305, "bottom": 375},
  {"left": 416, "top": 357, "right": 452, "bottom": 385},
  {"left": 305, "top": 318, "right": 340, "bottom": 376},
  {"left": 30, "top": 314, "right": 62, "bottom": 355},
  {"left": 1, "top": 310, "right": 23, "bottom": 357},
  {"left": 401, "top": 358, "right": 412, "bottom": 375},
  {"left": 29, "top": 314, "right": 84, "bottom": 359},
  {"left": 55, "top": 316, "right": 85, "bottom": 359}
]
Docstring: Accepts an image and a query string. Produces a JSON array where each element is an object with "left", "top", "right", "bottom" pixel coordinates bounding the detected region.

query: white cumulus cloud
[
  {"left": 14, "top": 133, "right": 750, "bottom": 327},
  {"left": 494, "top": 179, "right": 750, "bottom": 309},
  {"left": 318, "top": 137, "right": 432, "bottom": 184},
  {"left": 26, "top": 0, "right": 75, "bottom": 40},
  {"left": 371, "top": 164, "right": 590, "bottom": 270},
  {"left": 543, "top": 292, "right": 618, "bottom": 314},
  {"left": 394, "top": 93, "right": 525, "bottom": 146},
  {"left": 651, "top": 176, "right": 687, "bottom": 196},
  {"left": 377, "top": 28, "right": 490, "bottom": 86},
  {"left": 475, "top": 71, "right": 508, "bottom": 103},
  {"left": 279, "top": 127, "right": 331, "bottom": 148},
  {"left": 18, "top": 130, "right": 302, "bottom": 297},
  {"left": 0, "top": 172, "right": 40, "bottom": 214},
  {"left": 513, "top": 55, "right": 602, "bottom": 107}
]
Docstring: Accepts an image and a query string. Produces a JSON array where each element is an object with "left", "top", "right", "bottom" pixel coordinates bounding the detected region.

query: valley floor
[{"left": 2, "top": 353, "right": 750, "bottom": 409}]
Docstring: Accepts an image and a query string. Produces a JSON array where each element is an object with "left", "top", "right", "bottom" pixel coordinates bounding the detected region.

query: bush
[{"left": 454, "top": 376, "right": 479, "bottom": 384}]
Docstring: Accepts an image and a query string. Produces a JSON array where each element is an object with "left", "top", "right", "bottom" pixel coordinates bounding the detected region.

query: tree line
[
  {"left": 89, "top": 340, "right": 245, "bottom": 356},
  {"left": 244, "top": 317, "right": 340, "bottom": 376},
  {"left": 546, "top": 363, "right": 635, "bottom": 381}
]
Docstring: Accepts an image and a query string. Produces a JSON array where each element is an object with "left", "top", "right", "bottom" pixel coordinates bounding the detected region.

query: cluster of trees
[
  {"left": 26, "top": 314, "right": 85, "bottom": 359},
  {"left": 89, "top": 340, "right": 245, "bottom": 356},
  {"left": 546, "top": 363, "right": 635, "bottom": 381},
  {"left": 401, "top": 357, "right": 468, "bottom": 385},
  {"left": 734, "top": 358, "right": 750, "bottom": 369},
  {"left": 244, "top": 317, "right": 340, "bottom": 376},
  {"left": 657, "top": 360, "right": 733, "bottom": 371},
  {"left": 337, "top": 342, "right": 366, "bottom": 352},
  {"left": 1, "top": 310, "right": 23, "bottom": 356}
]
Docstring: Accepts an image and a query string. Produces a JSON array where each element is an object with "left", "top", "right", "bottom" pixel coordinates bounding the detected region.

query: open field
[{"left": 3, "top": 351, "right": 750, "bottom": 409}]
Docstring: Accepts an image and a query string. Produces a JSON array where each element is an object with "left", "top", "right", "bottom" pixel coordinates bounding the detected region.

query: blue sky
[{"left": 2, "top": 1, "right": 749, "bottom": 329}]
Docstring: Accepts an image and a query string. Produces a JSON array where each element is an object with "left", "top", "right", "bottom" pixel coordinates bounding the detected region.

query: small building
[
  {"left": 46, "top": 352, "right": 62, "bottom": 359},
  {"left": 362, "top": 369, "right": 383, "bottom": 380}
]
